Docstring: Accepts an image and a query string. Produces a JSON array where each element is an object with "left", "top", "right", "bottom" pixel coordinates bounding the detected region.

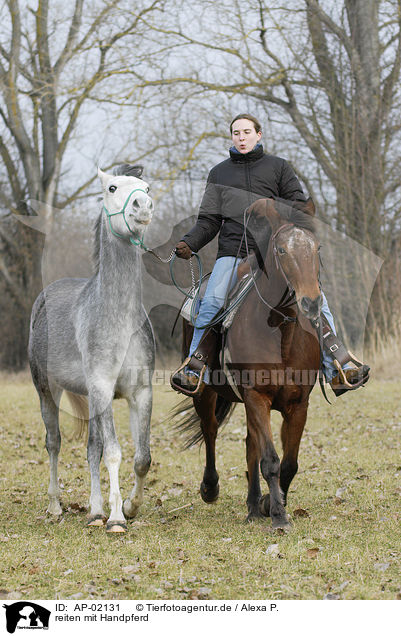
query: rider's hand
[{"left": 175, "top": 241, "right": 192, "bottom": 259}]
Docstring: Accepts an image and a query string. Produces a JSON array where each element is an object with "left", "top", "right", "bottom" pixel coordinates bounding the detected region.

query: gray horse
[{"left": 29, "top": 166, "right": 155, "bottom": 532}]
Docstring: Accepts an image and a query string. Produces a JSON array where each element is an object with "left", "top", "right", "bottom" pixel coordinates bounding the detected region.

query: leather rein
[{"left": 242, "top": 214, "right": 299, "bottom": 327}]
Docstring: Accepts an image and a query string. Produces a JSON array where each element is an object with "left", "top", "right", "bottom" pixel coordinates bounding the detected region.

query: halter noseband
[{"left": 103, "top": 188, "right": 150, "bottom": 247}]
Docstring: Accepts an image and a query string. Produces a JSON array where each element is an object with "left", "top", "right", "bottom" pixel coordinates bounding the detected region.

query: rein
[{"left": 242, "top": 210, "right": 297, "bottom": 326}]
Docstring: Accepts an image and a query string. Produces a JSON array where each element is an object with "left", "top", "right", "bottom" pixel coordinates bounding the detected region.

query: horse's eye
[
  {"left": 108, "top": 185, "right": 117, "bottom": 193},
  {"left": 278, "top": 247, "right": 286, "bottom": 255},
  {"left": 146, "top": 186, "right": 150, "bottom": 193}
]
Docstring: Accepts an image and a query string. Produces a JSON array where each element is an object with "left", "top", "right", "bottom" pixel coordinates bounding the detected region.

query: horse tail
[
  {"left": 172, "top": 395, "right": 235, "bottom": 449},
  {"left": 64, "top": 391, "right": 89, "bottom": 440}
]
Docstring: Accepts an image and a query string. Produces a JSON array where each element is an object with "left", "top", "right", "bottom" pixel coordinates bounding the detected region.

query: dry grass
[
  {"left": 0, "top": 371, "right": 400, "bottom": 600},
  {"left": 369, "top": 334, "right": 401, "bottom": 380}
]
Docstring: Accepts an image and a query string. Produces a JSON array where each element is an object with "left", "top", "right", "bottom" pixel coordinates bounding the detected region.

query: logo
[{"left": 3, "top": 602, "right": 50, "bottom": 633}]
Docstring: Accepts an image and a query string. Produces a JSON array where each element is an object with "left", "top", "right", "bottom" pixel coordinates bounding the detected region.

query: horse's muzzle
[
  {"left": 134, "top": 216, "right": 152, "bottom": 225},
  {"left": 299, "top": 294, "right": 322, "bottom": 320},
  {"left": 130, "top": 195, "right": 153, "bottom": 223}
]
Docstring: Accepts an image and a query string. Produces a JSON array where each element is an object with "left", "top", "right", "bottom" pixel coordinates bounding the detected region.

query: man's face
[{"left": 231, "top": 118, "right": 262, "bottom": 154}]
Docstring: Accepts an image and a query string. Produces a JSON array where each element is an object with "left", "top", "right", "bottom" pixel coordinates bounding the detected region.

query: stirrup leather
[{"left": 320, "top": 316, "right": 366, "bottom": 389}]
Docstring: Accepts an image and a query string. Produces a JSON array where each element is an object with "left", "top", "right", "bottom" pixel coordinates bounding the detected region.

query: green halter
[
  {"left": 103, "top": 188, "right": 150, "bottom": 248},
  {"left": 103, "top": 187, "right": 203, "bottom": 302}
]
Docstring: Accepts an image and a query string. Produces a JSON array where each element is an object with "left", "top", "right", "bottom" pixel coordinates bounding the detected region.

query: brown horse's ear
[
  {"left": 247, "top": 198, "right": 281, "bottom": 232},
  {"left": 301, "top": 197, "right": 315, "bottom": 217}
]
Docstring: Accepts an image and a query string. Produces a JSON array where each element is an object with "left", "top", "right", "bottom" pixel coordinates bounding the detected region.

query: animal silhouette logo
[{"left": 3, "top": 602, "right": 50, "bottom": 633}]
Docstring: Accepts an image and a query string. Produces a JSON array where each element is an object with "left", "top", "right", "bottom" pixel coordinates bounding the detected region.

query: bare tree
[
  {"left": 131, "top": 0, "right": 401, "bottom": 343},
  {"left": 0, "top": 0, "right": 169, "bottom": 368}
]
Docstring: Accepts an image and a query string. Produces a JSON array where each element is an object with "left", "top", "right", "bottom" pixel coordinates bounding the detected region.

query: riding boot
[{"left": 171, "top": 328, "right": 219, "bottom": 395}]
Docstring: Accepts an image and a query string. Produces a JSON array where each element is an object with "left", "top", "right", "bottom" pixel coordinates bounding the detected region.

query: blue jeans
[
  {"left": 190, "top": 257, "right": 240, "bottom": 355},
  {"left": 189, "top": 255, "right": 343, "bottom": 381}
]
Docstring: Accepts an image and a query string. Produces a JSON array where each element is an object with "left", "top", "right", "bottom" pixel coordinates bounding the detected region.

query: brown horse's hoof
[
  {"left": 271, "top": 517, "right": 292, "bottom": 533},
  {"left": 87, "top": 514, "right": 106, "bottom": 527},
  {"left": 259, "top": 494, "right": 271, "bottom": 517},
  {"left": 246, "top": 511, "right": 265, "bottom": 523},
  {"left": 200, "top": 481, "right": 219, "bottom": 503},
  {"left": 106, "top": 521, "right": 127, "bottom": 533}
]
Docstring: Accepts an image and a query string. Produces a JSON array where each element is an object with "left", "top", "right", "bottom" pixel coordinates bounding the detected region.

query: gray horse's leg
[
  {"left": 40, "top": 386, "right": 63, "bottom": 516},
  {"left": 86, "top": 416, "right": 106, "bottom": 526},
  {"left": 123, "top": 385, "right": 152, "bottom": 518},
  {"left": 87, "top": 387, "right": 126, "bottom": 531}
]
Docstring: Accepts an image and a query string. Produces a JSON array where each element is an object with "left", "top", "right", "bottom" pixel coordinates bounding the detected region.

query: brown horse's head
[{"left": 247, "top": 197, "right": 322, "bottom": 320}]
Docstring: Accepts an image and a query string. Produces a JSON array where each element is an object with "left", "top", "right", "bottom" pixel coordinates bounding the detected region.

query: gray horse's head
[{"left": 98, "top": 167, "right": 154, "bottom": 240}]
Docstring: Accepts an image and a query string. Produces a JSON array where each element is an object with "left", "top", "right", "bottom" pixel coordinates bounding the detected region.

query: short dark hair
[{"left": 230, "top": 113, "right": 262, "bottom": 134}]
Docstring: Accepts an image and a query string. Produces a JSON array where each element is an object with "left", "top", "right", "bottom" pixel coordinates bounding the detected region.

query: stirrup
[
  {"left": 331, "top": 360, "right": 370, "bottom": 396},
  {"left": 333, "top": 352, "right": 365, "bottom": 388},
  {"left": 170, "top": 356, "right": 207, "bottom": 396}
]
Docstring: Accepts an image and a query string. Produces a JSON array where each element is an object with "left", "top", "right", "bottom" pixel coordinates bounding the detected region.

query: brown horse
[{"left": 175, "top": 197, "right": 321, "bottom": 531}]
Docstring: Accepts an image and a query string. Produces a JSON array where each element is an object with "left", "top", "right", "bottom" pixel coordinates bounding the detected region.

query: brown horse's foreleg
[
  {"left": 244, "top": 390, "right": 290, "bottom": 530},
  {"left": 280, "top": 401, "right": 308, "bottom": 505},
  {"left": 194, "top": 388, "right": 220, "bottom": 503},
  {"left": 245, "top": 431, "right": 263, "bottom": 521}
]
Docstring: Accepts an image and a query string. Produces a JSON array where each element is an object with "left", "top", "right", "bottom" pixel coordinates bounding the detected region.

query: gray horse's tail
[
  {"left": 172, "top": 395, "right": 235, "bottom": 449},
  {"left": 65, "top": 391, "right": 89, "bottom": 439}
]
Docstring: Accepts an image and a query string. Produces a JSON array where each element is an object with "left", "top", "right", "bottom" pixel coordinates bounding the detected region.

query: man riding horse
[{"left": 172, "top": 113, "right": 370, "bottom": 396}]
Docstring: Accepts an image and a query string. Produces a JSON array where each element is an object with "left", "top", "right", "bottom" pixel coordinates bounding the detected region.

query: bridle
[{"left": 270, "top": 223, "right": 297, "bottom": 295}]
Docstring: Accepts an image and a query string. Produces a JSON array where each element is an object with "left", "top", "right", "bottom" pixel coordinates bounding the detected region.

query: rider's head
[{"left": 230, "top": 114, "right": 262, "bottom": 154}]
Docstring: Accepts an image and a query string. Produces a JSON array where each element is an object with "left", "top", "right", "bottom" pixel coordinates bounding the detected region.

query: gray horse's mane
[{"left": 93, "top": 213, "right": 102, "bottom": 274}]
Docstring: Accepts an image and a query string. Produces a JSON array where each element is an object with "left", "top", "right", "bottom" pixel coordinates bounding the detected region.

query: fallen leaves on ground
[
  {"left": 293, "top": 508, "right": 310, "bottom": 518},
  {"left": 307, "top": 548, "right": 320, "bottom": 559}
]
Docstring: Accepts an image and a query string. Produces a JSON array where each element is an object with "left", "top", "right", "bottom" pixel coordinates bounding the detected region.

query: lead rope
[{"left": 139, "top": 243, "right": 201, "bottom": 300}]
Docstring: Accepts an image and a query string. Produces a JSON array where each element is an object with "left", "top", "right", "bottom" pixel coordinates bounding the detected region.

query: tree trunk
[{"left": 0, "top": 218, "right": 44, "bottom": 370}]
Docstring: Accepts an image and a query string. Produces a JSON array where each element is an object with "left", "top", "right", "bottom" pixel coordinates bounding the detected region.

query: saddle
[{"left": 170, "top": 259, "right": 259, "bottom": 396}]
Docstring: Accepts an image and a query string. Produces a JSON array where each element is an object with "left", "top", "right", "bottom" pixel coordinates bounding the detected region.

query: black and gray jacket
[{"left": 181, "top": 144, "right": 306, "bottom": 259}]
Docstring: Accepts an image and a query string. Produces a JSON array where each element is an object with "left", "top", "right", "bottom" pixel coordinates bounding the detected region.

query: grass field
[{"left": 0, "top": 371, "right": 400, "bottom": 600}]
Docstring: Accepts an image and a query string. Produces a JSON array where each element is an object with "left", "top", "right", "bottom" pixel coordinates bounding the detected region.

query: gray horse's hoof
[
  {"left": 87, "top": 514, "right": 106, "bottom": 527},
  {"left": 47, "top": 500, "right": 63, "bottom": 516},
  {"left": 123, "top": 499, "right": 140, "bottom": 519},
  {"left": 106, "top": 520, "right": 127, "bottom": 533}
]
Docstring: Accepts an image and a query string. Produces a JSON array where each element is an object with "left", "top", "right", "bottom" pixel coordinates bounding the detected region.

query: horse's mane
[
  {"left": 274, "top": 199, "right": 316, "bottom": 234},
  {"left": 288, "top": 207, "right": 316, "bottom": 234},
  {"left": 92, "top": 212, "right": 102, "bottom": 274}
]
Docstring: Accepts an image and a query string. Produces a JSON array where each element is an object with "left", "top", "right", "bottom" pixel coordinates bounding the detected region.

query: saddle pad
[
  {"left": 180, "top": 273, "right": 211, "bottom": 323},
  {"left": 180, "top": 269, "right": 259, "bottom": 327},
  {"left": 221, "top": 273, "right": 256, "bottom": 329}
]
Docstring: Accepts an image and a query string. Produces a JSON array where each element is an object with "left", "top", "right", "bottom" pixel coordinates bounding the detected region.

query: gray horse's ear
[{"left": 113, "top": 164, "right": 144, "bottom": 178}]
